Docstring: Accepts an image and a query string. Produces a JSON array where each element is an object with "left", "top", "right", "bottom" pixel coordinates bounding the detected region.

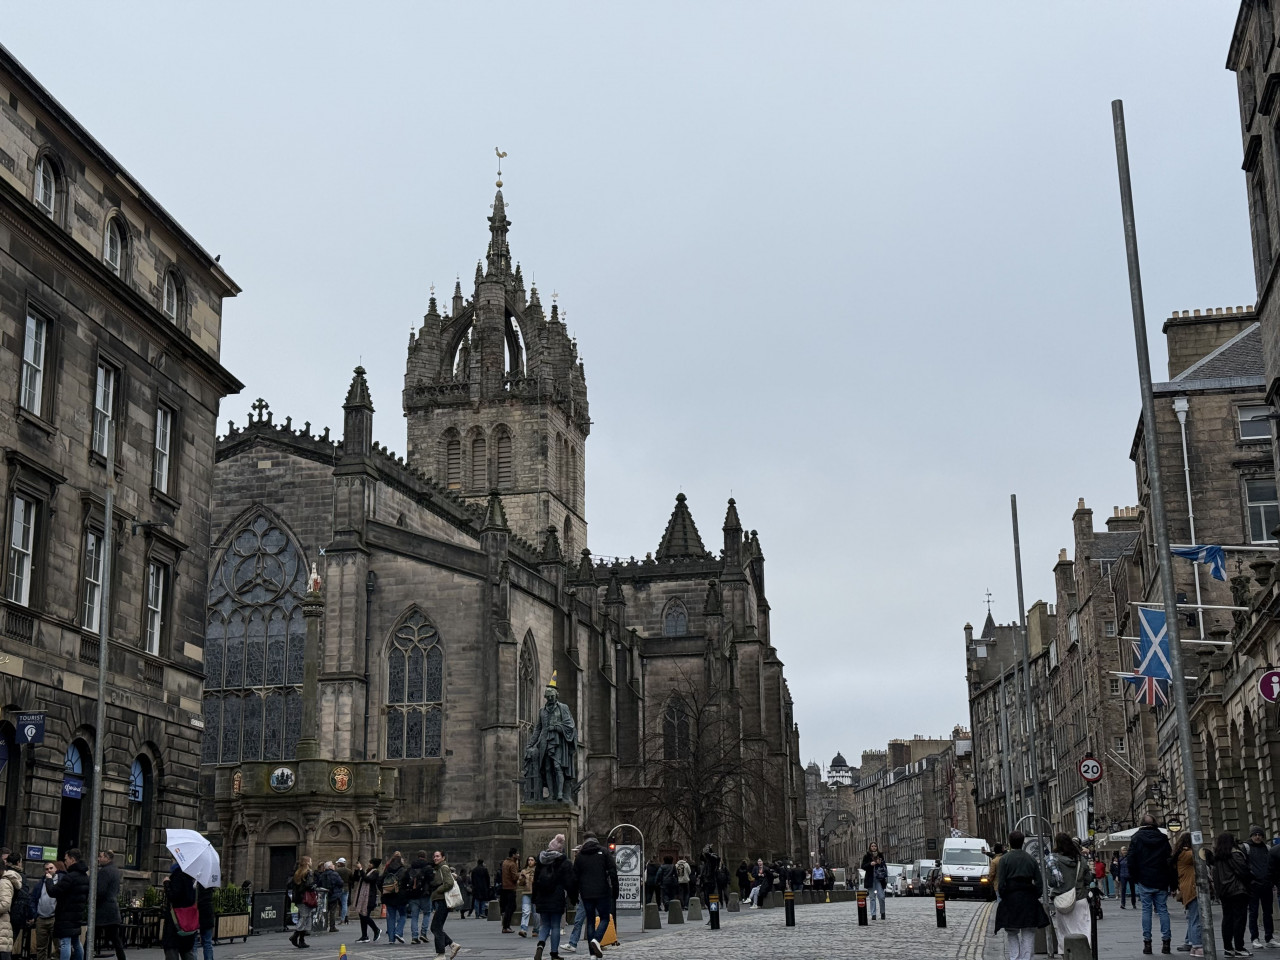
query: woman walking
[
  {"left": 428, "top": 851, "right": 461, "bottom": 960},
  {"left": 1211, "top": 832, "right": 1251, "bottom": 957},
  {"left": 861, "top": 842, "right": 887, "bottom": 921},
  {"left": 517, "top": 856, "right": 536, "bottom": 937},
  {"left": 994, "top": 830, "right": 1050, "bottom": 960},
  {"left": 532, "top": 835, "right": 575, "bottom": 960},
  {"left": 1047, "top": 834, "right": 1091, "bottom": 955},
  {"left": 1173, "top": 833, "right": 1203, "bottom": 957},
  {"left": 289, "top": 857, "right": 316, "bottom": 949},
  {"left": 353, "top": 859, "right": 381, "bottom": 943},
  {"left": 380, "top": 852, "right": 409, "bottom": 944}
]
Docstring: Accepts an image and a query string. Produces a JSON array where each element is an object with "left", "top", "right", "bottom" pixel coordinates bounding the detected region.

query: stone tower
[{"left": 403, "top": 184, "right": 590, "bottom": 552}]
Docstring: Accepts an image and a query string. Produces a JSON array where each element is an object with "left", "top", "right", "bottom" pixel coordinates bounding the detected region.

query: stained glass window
[
  {"left": 204, "top": 512, "right": 309, "bottom": 764},
  {"left": 663, "top": 599, "right": 688, "bottom": 637},
  {"left": 385, "top": 609, "right": 444, "bottom": 759}
]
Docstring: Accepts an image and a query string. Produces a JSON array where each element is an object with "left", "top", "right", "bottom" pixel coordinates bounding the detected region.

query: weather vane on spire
[
  {"left": 985, "top": 589, "right": 993, "bottom": 614},
  {"left": 495, "top": 147, "right": 507, "bottom": 188}
]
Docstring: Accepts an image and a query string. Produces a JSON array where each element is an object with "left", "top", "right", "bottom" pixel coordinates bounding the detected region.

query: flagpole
[{"left": 1112, "top": 99, "right": 1217, "bottom": 960}]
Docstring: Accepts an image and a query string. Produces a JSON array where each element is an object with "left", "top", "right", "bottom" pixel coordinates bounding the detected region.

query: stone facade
[
  {"left": 0, "top": 46, "right": 240, "bottom": 891},
  {"left": 204, "top": 189, "right": 807, "bottom": 886}
]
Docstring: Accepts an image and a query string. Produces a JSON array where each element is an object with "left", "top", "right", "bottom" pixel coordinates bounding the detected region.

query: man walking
[
  {"left": 573, "top": 834, "right": 618, "bottom": 959},
  {"left": 469, "top": 859, "right": 491, "bottom": 920},
  {"left": 500, "top": 848, "right": 519, "bottom": 934},
  {"left": 96, "top": 851, "right": 126, "bottom": 960},
  {"left": 406, "top": 850, "right": 434, "bottom": 945},
  {"left": 45, "top": 850, "right": 89, "bottom": 960},
  {"left": 1246, "top": 826, "right": 1274, "bottom": 950},
  {"left": 35, "top": 862, "right": 58, "bottom": 960},
  {"left": 1128, "top": 814, "right": 1174, "bottom": 955},
  {"left": 993, "top": 830, "right": 1050, "bottom": 960}
]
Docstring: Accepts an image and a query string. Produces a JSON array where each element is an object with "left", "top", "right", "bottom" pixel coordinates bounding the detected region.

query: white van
[{"left": 938, "top": 837, "right": 994, "bottom": 900}]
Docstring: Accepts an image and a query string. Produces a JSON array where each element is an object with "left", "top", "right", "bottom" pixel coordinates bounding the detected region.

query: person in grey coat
[{"left": 95, "top": 852, "right": 125, "bottom": 960}]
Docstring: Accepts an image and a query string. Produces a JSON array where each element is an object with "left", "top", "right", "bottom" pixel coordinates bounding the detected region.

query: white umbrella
[{"left": 165, "top": 829, "right": 222, "bottom": 888}]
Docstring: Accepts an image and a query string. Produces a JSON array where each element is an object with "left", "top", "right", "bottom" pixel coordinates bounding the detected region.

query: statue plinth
[{"left": 519, "top": 802, "right": 579, "bottom": 858}]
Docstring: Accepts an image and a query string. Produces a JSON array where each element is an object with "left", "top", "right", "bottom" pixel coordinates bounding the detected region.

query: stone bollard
[
  {"left": 1063, "top": 935, "right": 1090, "bottom": 960},
  {"left": 487, "top": 900, "right": 500, "bottom": 921},
  {"left": 643, "top": 902, "right": 662, "bottom": 930},
  {"left": 667, "top": 901, "right": 685, "bottom": 925},
  {"left": 687, "top": 897, "right": 702, "bottom": 921},
  {"left": 728, "top": 892, "right": 740, "bottom": 913}
]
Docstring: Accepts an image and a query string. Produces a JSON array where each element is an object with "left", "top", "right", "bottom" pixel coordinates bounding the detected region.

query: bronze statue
[{"left": 525, "top": 676, "right": 577, "bottom": 803}]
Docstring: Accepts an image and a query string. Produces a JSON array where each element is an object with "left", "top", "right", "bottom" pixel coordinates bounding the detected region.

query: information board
[{"left": 613, "top": 844, "right": 642, "bottom": 909}]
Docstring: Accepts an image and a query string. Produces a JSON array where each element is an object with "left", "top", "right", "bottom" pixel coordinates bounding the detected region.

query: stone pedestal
[
  {"left": 519, "top": 802, "right": 579, "bottom": 857},
  {"left": 643, "top": 903, "right": 662, "bottom": 929},
  {"left": 666, "top": 901, "right": 684, "bottom": 924},
  {"left": 687, "top": 897, "right": 702, "bottom": 921},
  {"left": 487, "top": 900, "right": 500, "bottom": 921},
  {"left": 727, "top": 892, "right": 740, "bottom": 912}
]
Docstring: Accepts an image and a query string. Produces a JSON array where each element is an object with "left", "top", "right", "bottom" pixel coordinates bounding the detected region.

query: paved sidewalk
[{"left": 982, "top": 896, "right": 1203, "bottom": 959}]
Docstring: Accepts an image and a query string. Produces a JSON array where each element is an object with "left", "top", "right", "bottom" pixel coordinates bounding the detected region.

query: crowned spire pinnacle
[{"left": 656, "top": 493, "right": 709, "bottom": 560}]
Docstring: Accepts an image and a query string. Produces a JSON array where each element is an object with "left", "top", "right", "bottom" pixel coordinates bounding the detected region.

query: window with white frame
[
  {"left": 5, "top": 496, "right": 36, "bottom": 606},
  {"left": 104, "top": 219, "right": 123, "bottom": 276},
  {"left": 34, "top": 158, "right": 55, "bottom": 217},
  {"left": 92, "top": 363, "right": 115, "bottom": 458},
  {"left": 1240, "top": 404, "right": 1272, "bottom": 440},
  {"left": 1246, "top": 477, "right": 1280, "bottom": 543},
  {"left": 144, "top": 562, "right": 166, "bottom": 654},
  {"left": 163, "top": 274, "right": 178, "bottom": 321},
  {"left": 153, "top": 406, "right": 173, "bottom": 494},
  {"left": 1104, "top": 620, "right": 1117, "bottom": 638},
  {"left": 20, "top": 311, "right": 46, "bottom": 416},
  {"left": 82, "top": 530, "right": 103, "bottom": 633},
  {"left": 1114, "top": 736, "right": 1126, "bottom": 753},
  {"left": 1109, "top": 677, "right": 1120, "bottom": 696}
]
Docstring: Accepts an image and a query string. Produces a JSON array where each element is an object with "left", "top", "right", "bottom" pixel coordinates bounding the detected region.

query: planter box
[{"left": 215, "top": 913, "right": 251, "bottom": 943}]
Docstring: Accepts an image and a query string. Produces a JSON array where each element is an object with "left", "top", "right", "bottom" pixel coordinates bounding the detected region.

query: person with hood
[
  {"left": 532, "top": 835, "right": 575, "bottom": 960},
  {"left": 517, "top": 856, "right": 536, "bottom": 937},
  {"left": 500, "top": 848, "right": 520, "bottom": 934},
  {"left": 1129, "top": 814, "right": 1174, "bottom": 954},
  {"left": 95, "top": 851, "right": 125, "bottom": 960},
  {"left": 861, "top": 843, "right": 887, "bottom": 920},
  {"left": 380, "top": 852, "right": 409, "bottom": 944},
  {"left": 160, "top": 863, "right": 198, "bottom": 960},
  {"left": 288, "top": 857, "right": 316, "bottom": 949},
  {"left": 1246, "top": 826, "right": 1274, "bottom": 950},
  {"left": 1047, "top": 833, "right": 1091, "bottom": 952},
  {"left": 675, "top": 856, "right": 692, "bottom": 910},
  {"left": 405, "top": 850, "right": 434, "bottom": 945},
  {"left": 572, "top": 835, "right": 618, "bottom": 959},
  {"left": 45, "top": 850, "right": 89, "bottom": 960},
  {"left": 994, "top": 830, "right": 1050, "bottom": 960},
  {"left": 656, "top": 857, "right": 678, "bottom": 909},
  {"left": 427, "top": 851, "right": 460, "bottom": 960},
  {"left": 470, "top": 859, "right": 491, "bottom": 920},
  {"left": 1172, "top": 832, "right": 1203, "bottom": 957},
  {"left": 1210, "top": 831, "right": 1251, "bottom": 958},
  {"left": 353, "top": 858, "right": 381, "bottom": 943},
  {"left": 0, "top": 851, "right": 27, "bottom": 960}
]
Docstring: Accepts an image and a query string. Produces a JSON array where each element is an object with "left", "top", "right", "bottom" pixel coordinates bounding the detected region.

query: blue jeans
[
  {"left": 581, "top": 896, "right": 611, "bottom": 945},
  {"left": 1185, "top": 897, "right": 1202, "bottom": 947},
  {"left": 340, "top": 890, "right": 350, "bottom": 923},
  {"left": 59, "top": 936, "right": 83, "bottom": 960},
  {"left": 569, "top": 905, "right": 586, "bottom": 946},
  {"left": 385, "top": 903, "right": 406, "bottom": 941},
  {"left": 200, "top": 928, "right": 213, "bottom": 960},
  {"left": 410, "top": 898, "right": 432, "bottom": 938},
  {"left": 521, "top": 893, "right": 532, "bottom": 932},
  {"left": 538, "top": 912, "right": 563, "bottom": 953},
  {"left": 1137, "top": 883, "right": 1171, "bottom": 943},
  {"left": 868, "top": 881, "right": 886, "bottom": 918}
]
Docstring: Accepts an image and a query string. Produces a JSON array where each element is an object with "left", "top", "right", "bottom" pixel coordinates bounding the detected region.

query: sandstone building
[
  {"left": 0, "top": 44, "right": 240, "bottom": 888},
  {"left": 203, "top": 186, "right": 808, "bottom": 886}
]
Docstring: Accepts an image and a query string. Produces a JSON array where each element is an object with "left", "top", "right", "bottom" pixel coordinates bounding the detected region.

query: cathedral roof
[{"left": 656, "top": 493, "right": 709, "bottom": 560}]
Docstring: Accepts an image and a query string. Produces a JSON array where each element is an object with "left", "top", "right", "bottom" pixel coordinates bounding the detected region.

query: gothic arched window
[
  {"left": 518, "top": 635, "right": 538, "bottom": 729},
  {"left": 663, "top": 696, "right": 691, "bottom": 761},
  {"left": 385, "top": 610, "right": 444, "bottom": 760},
  {"left": 443, "top": 431, "right": 462, "bottom": 491},
  {"left": 662, "top": 599, "right": 688, "bottom": 637},
  {"left": 204, "top": 512, "right": 308, "bottom": 764}
]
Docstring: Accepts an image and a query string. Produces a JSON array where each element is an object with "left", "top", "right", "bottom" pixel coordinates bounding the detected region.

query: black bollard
[
  {"left": 935, "top": 891, "right": 947, "bottom": 928},
  {"left": 784, "top": 890, "right": 795, "bottom": 927},
  {"left": 709, "top": 893, "right": 720, "bottom": 930},
  {"left": 856, "top": 889, "right": 868, "bottom": 926}
]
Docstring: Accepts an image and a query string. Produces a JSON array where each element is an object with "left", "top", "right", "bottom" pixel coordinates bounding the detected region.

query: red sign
[{"left": 1079, "top": 757, "right": 1103, "bottom": 783}]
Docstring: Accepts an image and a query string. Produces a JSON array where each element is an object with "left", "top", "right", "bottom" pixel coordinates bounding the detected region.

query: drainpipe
[
  {"left": 363, "top": 570, "right": 377, "bottom": 760},
  {"left": 1171, "top": 398, "right": 1205, "bottom": 640}
]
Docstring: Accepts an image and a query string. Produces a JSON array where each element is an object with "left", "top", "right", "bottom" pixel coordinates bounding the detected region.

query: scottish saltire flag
[
  {"left": 1170, "top": 544, "right": 1227, "bottom": 582},
  {"left": 1135, "top": 608, "right": 1173, "bottom": 680},
  {"left": 1124, "top": 673, "right": 1170, "bottom": 706}
]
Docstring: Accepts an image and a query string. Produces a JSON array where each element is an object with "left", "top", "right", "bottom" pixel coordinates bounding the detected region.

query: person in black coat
[
  {"left": 160, "top": 864, "right": 198, "bottom": 960},
  {"left": 572, "top": 836, "right": 618, "bottom": 957},
  {"left": 993, "top": 830, "right": 1049, "bottom": 960},
  {"left": 470, "top": 860, "right": 492, "bottom": 920},
  {"left": 735, "top": 861, "right": 751, "bottom": 903},
  {"left": 1128, "top": 814, "right": 1174, "bottom": 950},
  {"left": 196, "top": 883, "right": 214, "bottom": 960},
  {"left": 95, "top": 851, "right": 126, "bottom": 960},
  {"left": 46, "top": 849, "right": 90, "bottom": 958},
  {"left": 533, "top": 836, "right": 576, "bottom": 958}
]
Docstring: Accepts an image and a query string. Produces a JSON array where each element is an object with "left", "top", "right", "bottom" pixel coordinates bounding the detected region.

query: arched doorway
[
  {"left": 58, "top": 740, "right": 92, "bottom": 854},
  {"left": 266, "top": 821, "right": 301, "bottom": 890},
  {"left": 126, "top": 756, "right": 155, "bottom": 870}
]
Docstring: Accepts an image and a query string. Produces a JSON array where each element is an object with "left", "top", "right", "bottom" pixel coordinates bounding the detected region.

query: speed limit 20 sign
[{"left": 1079, "top": 756, "right": 1103, "bottom": 783}]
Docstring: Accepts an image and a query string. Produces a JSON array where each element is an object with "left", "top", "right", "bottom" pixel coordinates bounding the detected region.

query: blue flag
[
  {"left": 1170, "top": 544, "right": 1227, "bottom": 582},
  {"left": 1134, "top": 608, "right": 1172, "bottom": 680}
]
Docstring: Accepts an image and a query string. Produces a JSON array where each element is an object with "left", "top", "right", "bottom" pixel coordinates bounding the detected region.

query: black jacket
[
  {"left": 532, "top": 851, "right": 577, "bottom": 914},
  {"left": 470, "top": 864, "right": 492, "bottom": 901},
  {"left": 318, "top": 868, "right": 343, "bottom": 893},
  {"left": 860, "top": 852, "right": 885, "bottom": 889},
  {"left": 406, "top": 857, "right": 433, "bottom": 900},
  {"left": 1269, "top": 843, "right": 1280, "bottom": 888},
  {"left": 197, "top": 884, "right": 215, "bottom": 933},
  {"left": 994, "top": 848, "right": 1050, "bottom": 932},
  {"left": 1214, "top": 847, "right": 1252, "bottom": 900},
  {"left": 46, "top": 861, "right": 90, "bottom": 938},
  {"left": 1127, "top": 825, "right": 1174, "bottom": 889},
  {"left": 380, "top": 859, "right": 409, "bottom": 907},
  {"left": 96, "top": 862, "right": 122, "bottom": 926},
  {"left": 573, "top": 840, "right": 619, "bottom": 900},
  {"left": 1246, "top": 839, "right": 1271, "bottom": 891},
  {"left": 161, "top": 868, "right": 197, "bottom": 949}
]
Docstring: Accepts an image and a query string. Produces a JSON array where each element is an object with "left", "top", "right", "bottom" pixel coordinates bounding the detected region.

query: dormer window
[
  {"left": 104, "top": 219, "right": 123, "bottom": 276},
  {"left": 163, "top": 273, "right": 179, "bottom": 321},
  {"left": 34, "top": 157, "right": 56, "bottom": 217}
]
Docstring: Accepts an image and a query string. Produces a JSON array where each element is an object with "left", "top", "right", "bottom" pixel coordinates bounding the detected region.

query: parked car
[
  {"left": 909, "top": 860, "right": 938, "bottom": 896},
  {"left": 884, "top": 863, "right": 909, "bottom": 896}
]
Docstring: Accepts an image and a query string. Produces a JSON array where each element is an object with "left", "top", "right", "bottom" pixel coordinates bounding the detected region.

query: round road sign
[
  {"left": 1259, "top": 669, "right": 1280, "bottom": 704},
  {"left": 1079, "top": 757, "right": 1103, "bottom": 783}
]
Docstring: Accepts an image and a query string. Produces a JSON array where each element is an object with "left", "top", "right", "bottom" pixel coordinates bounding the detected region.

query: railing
[
  {"left": 143, "top": 660, "right": 164, "bottom": 687},
  {"left": 1, "top": 607, "right": 33, "bottom": 644},
  {"left": 79, "top": 635, "right": 100, "bottom": 664}
]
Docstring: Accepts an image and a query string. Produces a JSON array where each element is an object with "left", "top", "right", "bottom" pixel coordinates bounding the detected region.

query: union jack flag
[
  {"left": 1124, "top": 673, "right": 1169, "bottom": 706},
  {"left": 1122, "top": 608, "right": 1174, "bottom": 707}
]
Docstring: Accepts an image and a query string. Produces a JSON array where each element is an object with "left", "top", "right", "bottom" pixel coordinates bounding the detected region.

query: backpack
[
  {"left": 381, "top": 871, "right": 400, "bottom": 897},
  {"left": 8, "top": 876, "right": 33, "bottom": 930},
  {"left": 407, "top": 864, "right": 433, "bottom": 898}
]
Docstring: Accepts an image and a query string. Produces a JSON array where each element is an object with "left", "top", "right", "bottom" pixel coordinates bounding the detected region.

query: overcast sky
[{"left": 5, "top": 2, "right": 1256, "bottom": 781}]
